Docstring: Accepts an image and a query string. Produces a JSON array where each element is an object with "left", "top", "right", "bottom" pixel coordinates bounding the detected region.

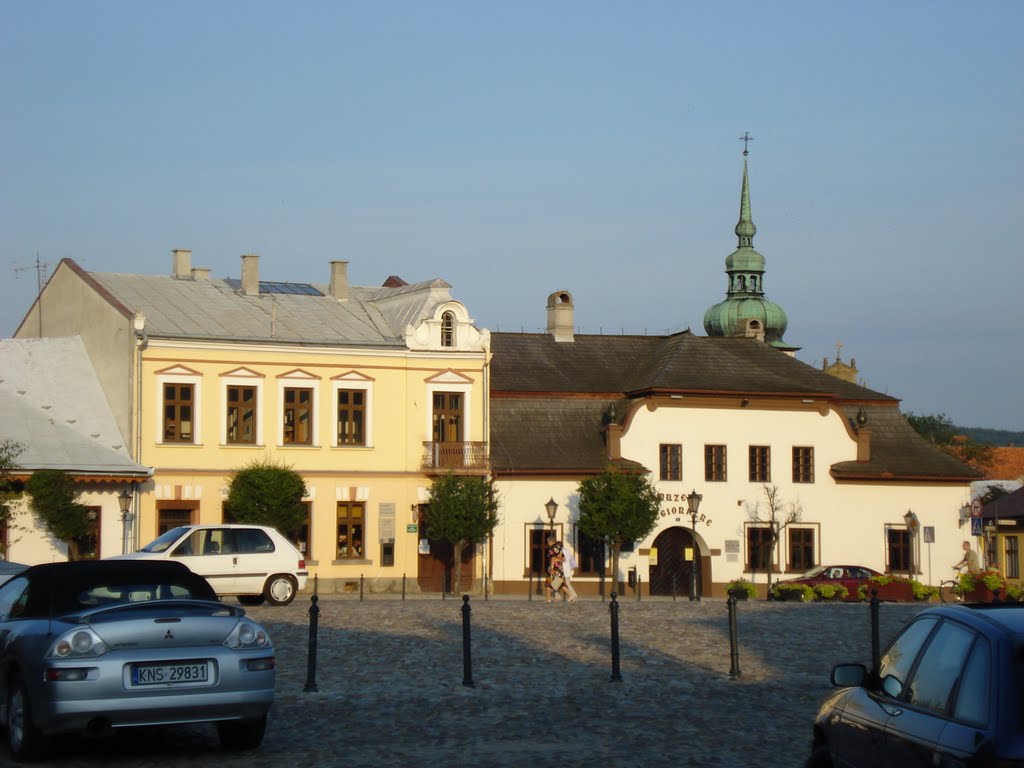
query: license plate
[{"left": 131, "top": 661, "right": 211, "bottom": 686}]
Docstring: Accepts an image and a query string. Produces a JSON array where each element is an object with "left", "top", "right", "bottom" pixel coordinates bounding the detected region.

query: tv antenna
[{"left": 12, "top": 253, "right": 50, "bottom": 335}]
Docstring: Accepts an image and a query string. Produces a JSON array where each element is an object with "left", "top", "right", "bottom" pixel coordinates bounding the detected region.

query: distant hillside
[{"left": 960, "top": 427, "right": 1024, "bottom": 447}]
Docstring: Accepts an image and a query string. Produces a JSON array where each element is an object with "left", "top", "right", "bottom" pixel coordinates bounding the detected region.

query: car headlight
[
  {"left": 224, "top": 619, "right": 272, "bottom": 650},
  {"left": 47, "top": 628, "right": 110, "bottom": 659}
]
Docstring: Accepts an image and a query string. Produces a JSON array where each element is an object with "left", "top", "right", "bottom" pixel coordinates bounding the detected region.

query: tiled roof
[
  {"left": 981, "top": 485, "right": 1024, "bottom": 520},
  {"left": 489, "top": 331, "right": 977, "bottom": 481},
  {"left": 0, "top": 337, "right": 150, "bottom": 477},
  {"left": 490, "top": 331, "right": 897, "bottom": 399}
]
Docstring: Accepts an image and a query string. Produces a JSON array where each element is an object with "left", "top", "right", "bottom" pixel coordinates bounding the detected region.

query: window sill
[
  {"left": 279, "top": 443, "right": 319, "bottom": 449},
  {"left": 220, "top": 443, "right": 266, "bottom": 448},
  {"left": 159, "top": 442, "right": 204, "bottom": 447},
  {"left": 330, "top": 445, "right": 373, "bottom": 450},
  {"left": 332, "top": 559, "right": 372, "bottom": 566}
]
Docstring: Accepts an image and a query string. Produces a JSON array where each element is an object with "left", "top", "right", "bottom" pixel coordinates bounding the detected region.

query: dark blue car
[{"left": 807, "top": 603, "right": 1024, "bottom": 767}]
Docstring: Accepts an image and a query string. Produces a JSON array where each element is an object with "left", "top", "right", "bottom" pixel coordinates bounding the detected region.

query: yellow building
[{"left": 16, "top": 251, "right": 490, "bottom": 593}]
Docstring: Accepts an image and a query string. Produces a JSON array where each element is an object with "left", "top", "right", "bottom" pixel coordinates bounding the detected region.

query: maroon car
[{"left": 774, "top": 565, "right": 882, "bottom": 601}]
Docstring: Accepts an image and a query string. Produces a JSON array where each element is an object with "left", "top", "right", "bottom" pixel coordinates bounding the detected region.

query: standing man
[{"left": 953, "top": 540, "right": 980, "bottom": 574}]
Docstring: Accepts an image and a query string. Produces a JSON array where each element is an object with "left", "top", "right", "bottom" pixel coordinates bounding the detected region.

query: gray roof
[
  {"left": 88, "top": 269, "right": 455, "bottom": 347},
  {"left": 489, "top": 331, "right": 978, "bottom": 481},
  {"left": 0, "top": 337, "right": 149, "bottom": 477}
]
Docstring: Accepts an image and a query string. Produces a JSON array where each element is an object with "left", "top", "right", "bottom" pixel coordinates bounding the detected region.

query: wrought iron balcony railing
[{"left": 420, "top": 441, "right": 489, "bottom": 472}]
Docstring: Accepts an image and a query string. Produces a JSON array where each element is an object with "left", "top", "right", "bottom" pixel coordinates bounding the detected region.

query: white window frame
[
  {"left": 425, "top": 377, "right": 473, "bottom": 441},
  {"left": 278, "top": 371, "right": 320, "bottom": 447},
  {"left": 220, "top": 369, "right": 265, "bottom": 446},
  {"left": 155, "top": 366, "right": 203, "bottom": 446},
  {"left": 332, "top": 372, "right": 374, "bottom": 448}
]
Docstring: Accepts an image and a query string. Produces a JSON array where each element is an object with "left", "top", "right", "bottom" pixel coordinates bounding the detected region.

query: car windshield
[
  {"left": 140, "top": 527, "right": 191, "bottom": 554},
  {"left": 801, "top": 566, "right": 828, "bottom": 578}
]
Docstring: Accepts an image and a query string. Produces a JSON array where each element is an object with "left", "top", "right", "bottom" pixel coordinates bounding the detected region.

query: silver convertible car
[{"left": 0, "top": 560, "right": 275, "bottom": 762}]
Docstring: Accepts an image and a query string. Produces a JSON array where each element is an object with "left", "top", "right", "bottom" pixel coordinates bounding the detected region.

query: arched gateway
[{"left": 648, "top": 526, "right": 704, "bottom": 597}]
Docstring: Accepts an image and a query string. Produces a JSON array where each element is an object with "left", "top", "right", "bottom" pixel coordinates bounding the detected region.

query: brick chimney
[
  {"left": 241, "top": 254, "right": 259, "bottom": 296},
  {"left": 172, "top": 249, "right": 192, "bottom": 279},
  {"left": 546, "top": 290, "right": 574, "bottom": 342},
  {"left": 329, "top": 260, "right": 349, "bottom": 300}
]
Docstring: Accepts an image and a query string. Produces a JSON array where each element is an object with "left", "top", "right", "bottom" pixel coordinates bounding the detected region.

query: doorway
[{"left": 649, "top": 526, "right": 703, "bottom": 597}]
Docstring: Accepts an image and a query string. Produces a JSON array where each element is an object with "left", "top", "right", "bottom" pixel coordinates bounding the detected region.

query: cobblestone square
[{"left": 9, "top": 596, "right": 926, "bottom": 768}]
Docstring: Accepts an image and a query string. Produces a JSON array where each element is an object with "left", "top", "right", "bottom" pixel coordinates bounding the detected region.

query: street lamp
[
  {"left": 119, "top": 487, "right": 133, "bottom": 555},
  {"left": 686, "top": 489, "right": 703, "bottom": 601},
  {"left": 545, "top": 497, "right": 558, "bottom": 534}
]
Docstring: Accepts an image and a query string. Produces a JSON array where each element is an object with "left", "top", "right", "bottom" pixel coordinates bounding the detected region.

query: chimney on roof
[
  {"left": 172, "top": 249, "right": 192, "bottom": 279},
  {"left": 329, "top": 260, "right": 349, "bottom": 300},
  {"left": 191, "top": 267, "right": 211, "bottom": 280},
  {"left": 546, "top": 290, "right": 575, "bottom": 343},
  {"left": 241, "top": 254, "right": 259, "bottom": 296}
]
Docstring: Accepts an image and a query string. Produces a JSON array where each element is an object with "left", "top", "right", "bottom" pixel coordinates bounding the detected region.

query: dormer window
[{"left": 441, "top": 311, "right": 455, "bottom": 348}]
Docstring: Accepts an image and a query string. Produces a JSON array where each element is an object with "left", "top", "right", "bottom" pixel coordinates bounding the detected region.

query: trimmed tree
[
  {"left": 25, "top": 469, "right": 92, "bottom": 561},
  {"left": 225, "top": 458, "right": 308, "bottom": 537},
  {"left": 576, "top": 466, "right": 661, "bottom": 596},
  {"left": 0, "top": 440, "right": 24, "bottom": 558},
  {"left": 425, "top": 473, "right": 500, "bottom": 594},
  {"left": 745, "top": 484, "right": 802, "bottom": 592}
]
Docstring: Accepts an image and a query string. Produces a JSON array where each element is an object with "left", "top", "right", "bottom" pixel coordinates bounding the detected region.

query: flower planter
[
  {"left": 867, "top": 581, "right": 915, "bottom": 602},
  {"left": 966, "top": 585, "right": 1001, "bottom": 603},
  {"left": 727, "top": 588, "right": 750, "bottom": 601}
]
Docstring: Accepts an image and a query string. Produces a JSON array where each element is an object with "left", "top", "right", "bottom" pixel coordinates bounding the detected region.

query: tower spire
[{"left": 735, "top": 157, "right": 756, "bottom": 248}]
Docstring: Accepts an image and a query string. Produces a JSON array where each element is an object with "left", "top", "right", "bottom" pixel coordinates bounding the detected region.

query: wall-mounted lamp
[{"left": 545, "top": 497, "right": 558, "bottom": 532}]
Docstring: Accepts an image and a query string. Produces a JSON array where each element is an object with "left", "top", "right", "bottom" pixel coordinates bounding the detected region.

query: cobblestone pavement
[{"left": 6, "top": 595, "right": 927, "bottom": 768}]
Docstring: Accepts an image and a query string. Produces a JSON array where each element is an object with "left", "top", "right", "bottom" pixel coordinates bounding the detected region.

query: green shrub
[
  {"left": 911, "top": 580, "right": 938, "bottom": 601},
  {"left": 813, "top": 584, "right": 849, "bottom": 601},
  {"left": 726, "top": 578, "right": 757, "bottom": 598},
  {"left": 770, "top": 583, "right": 814, "bottom": 602}
]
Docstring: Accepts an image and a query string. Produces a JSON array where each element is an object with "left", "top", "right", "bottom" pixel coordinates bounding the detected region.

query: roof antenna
[{"left": 739, "top": 132, "right": 754, "bottom": 156}]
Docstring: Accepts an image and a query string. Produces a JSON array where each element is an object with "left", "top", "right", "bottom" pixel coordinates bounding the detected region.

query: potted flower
[
  {"left": 864, "top": 574, "right": 915, "bottom": 602},
  {"left": 1006, "top": 584, "right": 1023, "bottom": 603},
  {"left": 813, "top": 584, "right": 849, "bottom": 602},
  {"left": 770, "top": 583, "right": 814, "bottom": 602},
  {"left": 959, "top": 569, "right": 1006, "bottom": 602},
  {"left": 726, "top": 578, "right": 757, "bottom": 600},
  {"left": 911, "top": 580, "right": 938, "bottom": 602}
]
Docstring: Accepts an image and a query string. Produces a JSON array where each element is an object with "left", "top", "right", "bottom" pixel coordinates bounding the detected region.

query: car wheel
[
  {"left": 216, "top": 716, "right": 267, "bottom": 750},
  {"left": 263, "top": 574, "right": 297, "bottom": 606},
  {"left": 7, "top": 675, "right": 45, "bottom": 762},
  {"left": 237, "top": 595, "right": 264, "bottom": 607},
  {"left": 804, "top": 746, "right": 834, "bottom": 768}
]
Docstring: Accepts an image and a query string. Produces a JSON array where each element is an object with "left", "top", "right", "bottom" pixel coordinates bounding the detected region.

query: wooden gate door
[
  {"left": 649, "top": 527, "right": 701, "bottom": 597},
  {"left": 416, "top": 507, "right": 474, "bottom": 593}
]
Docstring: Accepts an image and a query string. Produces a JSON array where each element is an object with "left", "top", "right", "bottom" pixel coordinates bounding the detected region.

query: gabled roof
[
  {"left": 82, "top": 263, "right": 455, "bottom": 347},
  {"left": 490, "top": 331, "right": 896, "bottom": 399},
  {"left": 489, "top": 331, "right": 977, "bottom": 481},
  {"left": 981, "top": 486, "right": 1024, "bottom": 520},
  {"left": 0, "top": 337, "right": 150, "bottom": 478}
]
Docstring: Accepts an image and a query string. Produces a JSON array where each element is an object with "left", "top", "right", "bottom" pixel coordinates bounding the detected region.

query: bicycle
[{"left": 940, "top": 568, "right": 966, "bottom": 603}]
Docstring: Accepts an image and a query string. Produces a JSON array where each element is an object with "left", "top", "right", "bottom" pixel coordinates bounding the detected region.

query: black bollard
[
  {"left": 484, "top": 573, "right": 489, "bottom": 602},
  {"left": 461, "top": 595, "right": 474, "bottom": 687},
  {"left": 360, "top": 574, "right": 364, "bottom": 602},
  {"left": 870, "top": 589, "right": 881, "bottom": 672},
  {"left": 402, "top": 573, "right": 407, "bottom": 602},
  {"left": 303, "top": 576, "right": 320, "bottom": 693},
  {"left": 528, "top": 571, "right": 533, "bottom": 601},
  {"left": 637, "top": 573, "right": 642, "bottom": 601},
  {"left": 609, "top": 592, "right": 622, "bottom": 682},
  {"left": 727, "top": 595, "right": 742, "bottom": 679},
  {"left": 672, "top": 574, "right": 677, "bottom": 602}
]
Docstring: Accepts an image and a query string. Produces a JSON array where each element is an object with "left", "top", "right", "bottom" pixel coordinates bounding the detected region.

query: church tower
[{"left": 703, "top": 138, "right": 797, "bottom": 353}]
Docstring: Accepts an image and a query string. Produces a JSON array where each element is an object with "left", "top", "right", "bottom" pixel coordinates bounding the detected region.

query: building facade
[{"left": 14, "top": 252, "right": 490, "bottom": 592}]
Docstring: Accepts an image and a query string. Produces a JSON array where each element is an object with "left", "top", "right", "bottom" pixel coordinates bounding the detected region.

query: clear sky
[{"left": 2, "top": 2, "right": 1022, "bottom": 431}]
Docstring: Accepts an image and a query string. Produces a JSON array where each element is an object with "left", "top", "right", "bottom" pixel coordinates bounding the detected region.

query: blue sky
[{"left": 2, "top": 2, "right": 1022, "bottom": 430}]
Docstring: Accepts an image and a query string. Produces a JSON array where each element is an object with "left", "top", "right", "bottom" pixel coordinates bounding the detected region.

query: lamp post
[
  {"left": 545, "top": 497, "right": 558, "bottom": 535},
  {"left": 118, "top": 487, "right": 134, "bottom": 555},
  {"left": 687, "top": 489, "right": 703, "bottom": 601}
]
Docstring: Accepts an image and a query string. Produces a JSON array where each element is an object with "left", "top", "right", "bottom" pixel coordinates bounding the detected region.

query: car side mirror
[
  {"left": 880, "top": 674, "right": 903, "bottom": 698},
  {"left": 831, "top": 663, "right": 867, "bottom": 688}
]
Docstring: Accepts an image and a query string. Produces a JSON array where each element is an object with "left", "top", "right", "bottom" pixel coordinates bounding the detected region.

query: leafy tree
[
  {"left": 25, "top": 469, "right": 92, "bottom": 560},
  {"left": 0, "top": 440, "right": 24, "bottom": 558},
  {"left": 425, "top": 473, "right": 500, "bottom": 594},
  {"left": 225, "top": 458, "right": 308, "bottom": 536},
  {"left": 745, "top": 484, "right": 802, "bottom": 592},
  {"left": 576, "top": 467, "right": 661, "bottom": 596},
  {"left": 906, "top": 412, "right": 995, "bottom": 474}
]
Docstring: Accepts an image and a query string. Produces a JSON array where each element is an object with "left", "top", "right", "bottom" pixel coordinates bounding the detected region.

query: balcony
[{"left": 421, "top": 441, "right": 489, "bottom": 473}]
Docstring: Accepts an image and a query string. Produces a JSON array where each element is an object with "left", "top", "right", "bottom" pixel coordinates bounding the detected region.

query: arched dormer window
[{"left": 441, "top": 311, "right": 455, "bottom": 348}]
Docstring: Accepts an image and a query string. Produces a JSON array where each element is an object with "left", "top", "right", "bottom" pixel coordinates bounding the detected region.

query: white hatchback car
[{"left": 112, "top": 524, "right": 308, "bottom": 606}]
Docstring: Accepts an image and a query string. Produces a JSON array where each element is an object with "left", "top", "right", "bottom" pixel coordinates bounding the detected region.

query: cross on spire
[{"left": 739, "top": 132, "right": 754, "bottom": 156}]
